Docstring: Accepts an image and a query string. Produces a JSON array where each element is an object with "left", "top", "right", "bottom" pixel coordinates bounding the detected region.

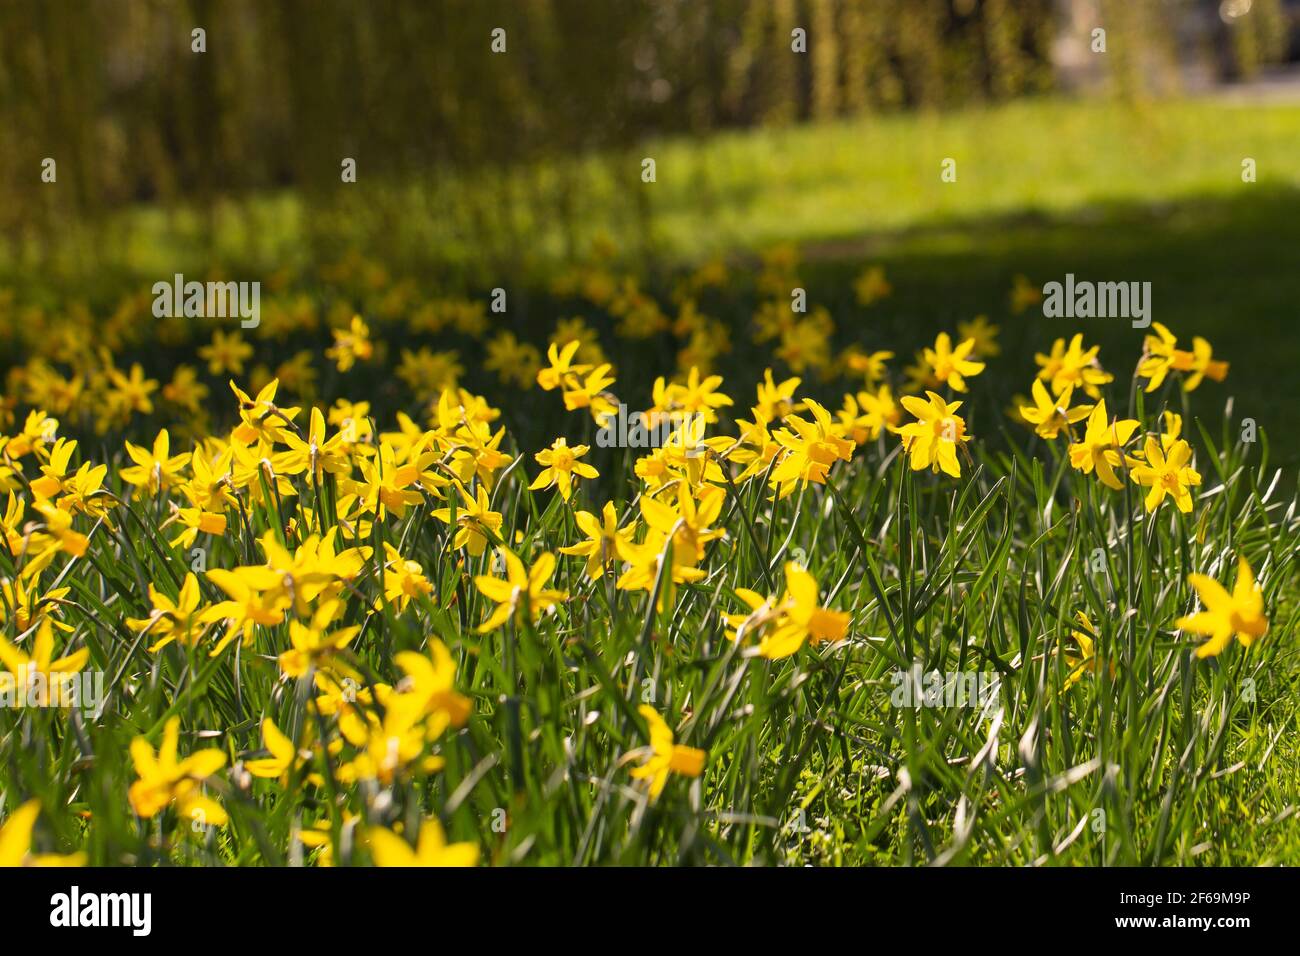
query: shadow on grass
[{"left": 785, "top": 185, "right": 1300, "bottom": 467}]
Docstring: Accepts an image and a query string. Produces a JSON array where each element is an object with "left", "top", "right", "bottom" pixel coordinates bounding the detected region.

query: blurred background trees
[{"left": 0, "top": 0, "right": 1293, "bottom": 275}]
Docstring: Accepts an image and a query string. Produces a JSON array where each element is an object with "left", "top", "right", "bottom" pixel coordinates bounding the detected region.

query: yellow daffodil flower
[
  {"left": 559, "top": 501, "right": 629, "bottom": 579},
  {"left": 537, "top": 340, "right": 591, "bottom": 391},
  {"left": 922, "top": 332, "right": 985, "bottom": 392},
  {"left": 128, "top": 716, "right": 228, "bottom": 826},
  {"left": 474, "top": 548, "right": 567, "bottom": 632},
  {"left": 0, "top": 618, "right": 88, "bottom": 706},
  {"left": 561, "top": 363, "right": 619, "bottom": 425},
  {"left": 369, "top": 818, "right": 478, "bottom": 867},
  {"left": 127, "top": 572, "right": 208, "bottom": 652},
  {"left": 1018, "top": 379, "right": 1092, "bottom": 440},
  {"left": 758, "top": 562, "right": 851, "bottom": 659},
  {"left": 201, "top": 565, "right": 290, "bottom": 654},
  {"left": 279, "top": 600, "right": 359, "bottom": 678},
  {"left": 393, "top": 638, "right": 472, "bottom": 738},
  {"left": 1035, "top": 334, "right": 1113, "bottom": 399},
  {"left": 529, "top": 437, "right": 598, "bottom": 501},
  {"left": 769, "top": 398, "right": 855, "bottom": 498},
  {"left": 28, "top": 437, "right": 78, "bottom": 499},
  {"left": 629, "top": 705, "right": 706, "bottom": 802},
  {"left": 1128, "top": 436, "right": 1201, "bottom": 513},
  {"left": 0, "top": 801, "right": 85, "bottom": 867},
  {"left": 957, "top": 315, "right": 1000, "bottom": 358},
  {"left": 1136, "top": 322, "right": 1180, "bottom": 393},
  {"left": 198, "top": 330, "right": 253, "bottom": 376},
  {"left": 1176, "top": 557, "right": 1268, "bottom": 658},
  {"left": 245, "top": 717, "right": 311, "bottom": 782},
  {"left": 431, "top": 480, "right": 503, "bottom": 558},
  {"left": 379, "top": 541, "right": 433, "bottom": 612},
  {"left": 1179, "top": 336, "right": 1229, "bottom": 392},
  {"left": 326, "top": 315, "right": 374, "bottom": 372},
  {"left": 120, "top": 429, "right": 191, "bottom": 496},
  {"left": 1067, "top": 399, "right": 1140, "bottom": 490},
  {"left": 230, "top": 379, "right": 300, "bottom": 445},
  {"left": 31, "top": 499, "right": 89, "bottom": 558},
  {"left": 893, "top": 390, "right": 970, "bottom": 478}
]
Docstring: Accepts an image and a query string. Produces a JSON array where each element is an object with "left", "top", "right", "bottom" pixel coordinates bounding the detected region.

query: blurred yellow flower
[
  {"left": 484, "top": 332, "right": 541, "bottom": 389},
  {"left": 1177, "top": 557, "right": 1268, "bottom": 658},
  {"left": 245, "top": 717, "right": 307, "bottom": 781},
  {"left": 369, "top": 818, "right": 478, "bottom": 867},
  {"left": 128, "top": 716, "right": 228, "bottom": 826},
  {"left": 1010, "top": 274, "right": 1043, "bottom": 314},
  {"left": 0, "top": 619, "right": 89, "bottom": 704},
  {"left": 922, "top": 332, "right": 984, "bottom": 393},
  {"left": 199, "top": 330, "right": 253, "bottom": 376},
  {"left": 1180, "top": 336, "right": 1229, "bottom": 392},
  {"left": 845, "top": 349, "right": 893, "bottom": 387},
  {"left": 758, "top": 562, "right": 851, "bottom": 660},
  {"left": 853, "top": 265, "right": 892, "bottom": 306},
  {"left": 956, "top": 315, "right": 1000, "bottom": 358},
  {"left": 629, "top": 705, "right": 706, "bottom": 802},
  {"left": 0, "top": 801, "right": 85, "bottom": 867},
  {"left": 326, "top": 315, "right": 374, "bottom": 372}
]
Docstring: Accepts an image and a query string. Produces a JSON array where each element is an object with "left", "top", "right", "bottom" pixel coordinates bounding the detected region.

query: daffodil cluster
[{"left": 0, "top": 258, "right": 1277, "bottom": 868}]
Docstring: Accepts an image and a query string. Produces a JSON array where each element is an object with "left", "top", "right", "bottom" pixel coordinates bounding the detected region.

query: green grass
[
  {"left": 644, "top": 97, "right": 1300, "bottom": 256},
  {"left": 11, "top": 95, "right": 1299, "bottom": 273}
]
